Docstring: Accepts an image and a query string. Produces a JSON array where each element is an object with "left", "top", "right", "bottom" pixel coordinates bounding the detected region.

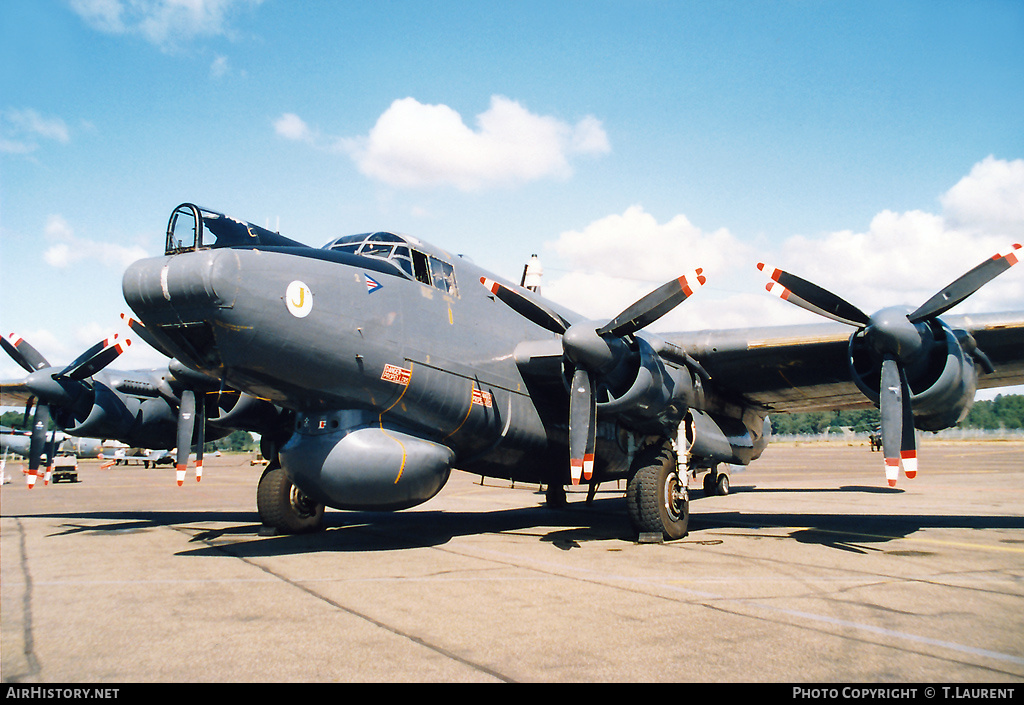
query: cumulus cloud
[
  {"left": 42, "top": 215, "right": 148, "bottom": 270},
  {"left": 276, "top": 96, "right": 611, "bottom": 191},
  {"left": 541, "top": 205, "right": 753, "bottom": 330},
  {"left": 769, "top": 159, "right": 1024, "bottom": 317},
  {"left": 541, "top": 157, "right": 1024, "bottom": 331},
  {"left": 69, "top": 0, "right": 262, "bottom": 51},
  {"left": 940, "top": 155, "right": 1024, "bottom": 237}
]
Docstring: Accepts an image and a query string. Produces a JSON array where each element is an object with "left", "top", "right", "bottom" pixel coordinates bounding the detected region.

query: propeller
[
  {"left": 3, "top": 332, "right": 131, "bottom": 487},
  {"left": 175, "top": 389, "right": 195, "bottom": 486},
  {"left": 120, "top": 313, "right": 177, "bottom": 359},
  {"left": 482, "top": 269, "right": 706, "bottom": 485},
  {"left": 57, "top": 335, "right": 131, "bottom": 380},
  {"left": 2, "top": 334, "right": 50, "bottom": 372},
  {"left": 174, "top": 388, "right": 208, "bottom": 486},
  {"left": 757, "top": 243, "right": 1021, "bottom": 486}
]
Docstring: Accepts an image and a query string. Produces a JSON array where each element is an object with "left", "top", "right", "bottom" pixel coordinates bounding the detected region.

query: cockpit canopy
[
  {"left": 164, "top": 204, "right": 458, "bottom": 296},
  {"left": 165, "top": 203, "right": 303, "bottom": 255},
  {"left": 323, "top": 232, "right": 458, "bottom": 296}
]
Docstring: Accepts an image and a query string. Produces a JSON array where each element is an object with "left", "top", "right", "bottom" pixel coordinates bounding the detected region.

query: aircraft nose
[
  {"left": 123, "top": 249, "right": 240, "bottom": 314},
  {"left": 122, "top": 249, "right": 242, "bottom": 368}
]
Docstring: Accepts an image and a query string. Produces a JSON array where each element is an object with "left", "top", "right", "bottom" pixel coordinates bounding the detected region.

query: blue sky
[{"left": 1, "top": 0, "right": 1022, "bottom": 398}]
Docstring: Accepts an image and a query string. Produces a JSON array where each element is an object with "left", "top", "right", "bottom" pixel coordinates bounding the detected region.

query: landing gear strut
[
  {"left": 625, "top": 438, "right": 689, "bottom": 540},
  {"left": 256, "top": 462, "right": 325, "bottom": 534}
]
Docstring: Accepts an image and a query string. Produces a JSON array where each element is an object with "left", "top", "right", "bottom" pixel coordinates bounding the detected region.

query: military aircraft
[{"left": 98, "top": 202, "right": 1022, "bottom": 540}]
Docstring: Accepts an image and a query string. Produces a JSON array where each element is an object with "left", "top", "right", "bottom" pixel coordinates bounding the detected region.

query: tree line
[{"left": 769, "top": 394, "right": 1024, "bottom": 435}]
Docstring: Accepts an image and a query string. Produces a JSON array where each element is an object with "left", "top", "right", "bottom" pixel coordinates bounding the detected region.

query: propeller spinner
[
  {"left": 757, "top": 243, "right": 1021, "bottom": 486},
  {"left": 482, "top": 270, "right": 706, "bottom": 485}
]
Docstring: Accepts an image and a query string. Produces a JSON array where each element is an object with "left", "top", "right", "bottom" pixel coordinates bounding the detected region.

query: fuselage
[{"left": 123, "top": 234, "right": 596, "bottom": 485}]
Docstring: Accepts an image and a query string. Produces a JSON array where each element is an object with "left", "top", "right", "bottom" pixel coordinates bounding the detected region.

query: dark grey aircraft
[
  {"left": 115, "top": 203, "right": 1023, "bottom": 538},
  {"left": 5, "top": 202, "right": 1023, "bottom": 540}
]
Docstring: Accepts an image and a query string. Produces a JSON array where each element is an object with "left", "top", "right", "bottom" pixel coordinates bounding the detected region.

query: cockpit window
[
  {"left": 165, "top": 203, "right": 301, "bottom": 255},
  {"left": 430, "top": 257, "right": 457, "bottom": 295},
  {"left": 323, "top": 231, "right": 457, "bottom": 295}
]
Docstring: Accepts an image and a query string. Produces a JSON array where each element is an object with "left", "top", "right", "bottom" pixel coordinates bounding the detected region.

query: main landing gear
[
  {"left": 625, "top": 438, "right": 689, "bottom": 541},
  {"left": 256, "top": 462, "right": 325, "bottom": 534},
  {"left": 545, "top": 437, "right": 691, "bottom": 541}
]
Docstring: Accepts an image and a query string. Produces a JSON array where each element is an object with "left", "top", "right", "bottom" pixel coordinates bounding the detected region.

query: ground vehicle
[{"left": 52, "top": 454, "right": 79, "bottom": 483}]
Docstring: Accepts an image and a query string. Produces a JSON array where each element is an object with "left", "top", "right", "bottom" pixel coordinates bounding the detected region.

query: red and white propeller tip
[{"left": 756, "top": 263, "right": 791, "bottom": 299}]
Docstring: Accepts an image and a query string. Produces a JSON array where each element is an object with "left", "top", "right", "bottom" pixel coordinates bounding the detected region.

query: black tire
[
  {"left": 626, "top": 439, "right": 689, "bottom": 540},
  {"left": 256, "top": 462, "right": 325, "bottom": 534},
  {"left": 716, "top": 472, "right": 730, "bottom": 496}
]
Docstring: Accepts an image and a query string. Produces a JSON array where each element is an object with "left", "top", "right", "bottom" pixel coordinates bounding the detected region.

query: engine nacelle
[
  {"left": 683, "top": 408, "right": 771, "bottom": 466},
  {"left": 209, "top": 392, "right": 287, "bottom": 434},
  {"left": 281, "top": 413, "right": 455, "bottom": 511},
  {"left": 61, "top": 385, "right": 183, "bottom": 450},
  {"left": 60, "top": 381, "right": 138, "bottom": 439},
  {"left": 597, "top": 335, "right": 694, "bottom": 433},
  {"left": 850, "top": 322, "right": 978, "bottom": 432}
]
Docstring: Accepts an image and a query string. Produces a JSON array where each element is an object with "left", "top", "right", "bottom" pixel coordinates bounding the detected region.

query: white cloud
[
  {"left": 940, "top": 155, "right": 1024, "bottom": 237},
  {"left": 42, "top": 215, "right": 148, "bottom": 270},
  {"left": 769, "top": 159, "right": 1024, "bottom": 317},
  {"left": 277, "top": 95, "right": 611, "bottom": 191},
  {"left": 273, "top": 112, "right": 313, "bottom": 142},
  {"left": 541, "top": 157, "right": 1024, "bottom": 331},
  {"left": 542, "top": 205, "right": 749, "bottom": 329},
  {"left": 0, "top": 108, "right": 70, "bottom": 154},
  {"left": 69, "top": 0, "right": 262, "bottom": 51}
]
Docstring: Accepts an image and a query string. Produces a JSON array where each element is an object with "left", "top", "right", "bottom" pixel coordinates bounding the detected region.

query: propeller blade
[
  {"left": 879, "top": 357, "right": 903, "bottom": 487},
  {"left": 2, "top": 334, "right": 50, "bottom": 372},
  {"left": 568, "top": 368, "right": 596, "bottom": 486},
  {"left": 908, "top": 243, "right": 1022, "bottom": 323},
  {"left": 480, "top": 277, "right": 570, "bottom": 334},
  {"left": 175, "top": 389, "right": 196, "bottom": 486},
  {"left": 597, "top": 270, "right": 707, "bottom": 337},
  {"left": 194, "top": 393, "right": 206, "bottom": 482},
  {"left": 57, "top": 337, "right": 131, "bottom": 380},
  {"left": 27, "top": 404, "right": 51, "bottom": 489},
  {"left": 900, "top": 374, "right": 918, "bottom": 480},
  {"left": 23, "top": 398, "right": 35, "bottom": 428},
  {"left": 756, "top": 263, "right": 871, "bottom": 328},
  {"left": 121, "top": 313, "right": 176, "bottom": 358},
  {"left": 43, "top": 427, "right": 57, "bottom": 486}
]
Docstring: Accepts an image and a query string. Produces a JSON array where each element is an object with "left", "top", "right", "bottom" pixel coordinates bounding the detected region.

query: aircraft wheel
[
  {"left": 256, "top": 462, "right": 325, "bottom": 534},
  {"left": 716, "top": 472, "right": 730, "bottom": 496},
  {"left": 626, "top": 439, "right": 688, "bottom": 541}
]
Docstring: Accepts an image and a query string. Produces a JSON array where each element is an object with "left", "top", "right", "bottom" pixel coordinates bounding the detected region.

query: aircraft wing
[
  {"left": 666, "top": 311, "right": 1024, "bottom": 413},
  {"left": 0, "top": 380, "right": 35, "bottom": 409}
]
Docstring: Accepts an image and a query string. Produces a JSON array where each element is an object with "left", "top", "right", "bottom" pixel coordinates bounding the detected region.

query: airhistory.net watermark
[{"left": 4, "top": 688, "right": 119, "bottom": 700}]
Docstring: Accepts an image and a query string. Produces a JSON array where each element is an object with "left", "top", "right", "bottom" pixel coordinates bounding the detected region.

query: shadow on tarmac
[{"left": 8, "top": 487, "right": 1024, "bottom": 559}]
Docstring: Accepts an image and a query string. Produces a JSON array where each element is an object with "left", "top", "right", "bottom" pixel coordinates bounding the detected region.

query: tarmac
[{"left": 2, "top": 440, "right": 1023, "bottom": 683}]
